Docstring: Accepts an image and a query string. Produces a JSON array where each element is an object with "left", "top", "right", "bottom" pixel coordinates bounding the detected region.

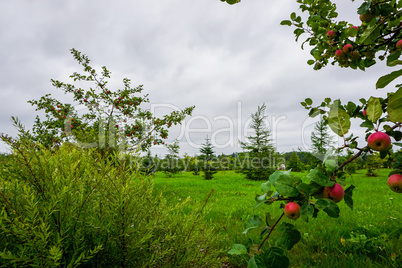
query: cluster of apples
[
  {"left": 367, "top": 131, "right": 401, "bottom": 194},
  {"left": 284, "top": 182, "right": 345, "bottom": 220},
  {"left": 284, "top": 127, "right": 401, "bottom": 220}
]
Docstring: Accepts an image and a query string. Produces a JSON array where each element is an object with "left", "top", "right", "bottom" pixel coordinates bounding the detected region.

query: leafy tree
[
  {"left": 365, "top": 152, "right": 388, "bottom": 177},
  {"left": 28, "top": 49, "right": 194, "bottom": 155},
  {"left": 141, "top": 150, "right": 156, "bottom": 175},
  {"left": 310, "top": 118, "right": 335, "bottom": 159},
  {"left": 200, "top": 137, "right": 217, "bottom": 180},
  {"left": 164, "top": 140, "right": 180, "bottom": 177},
  {"left": 239, "top": 103, "right": 277, "bottom": 180},
  {"left": 287, "top": 151, "right": 302, "bottom": 172}
]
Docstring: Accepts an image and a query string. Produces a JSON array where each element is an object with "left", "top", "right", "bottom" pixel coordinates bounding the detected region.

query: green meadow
[{"left": 153, "top": 169, "right": 402, "bottom": 268}]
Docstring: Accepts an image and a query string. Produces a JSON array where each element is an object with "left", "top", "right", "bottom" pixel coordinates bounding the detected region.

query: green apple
[
  {"left": 360, "top": 14, "right": 373, "bottom": 23},
  {"left": 367, "top": 132, "right": 391, "bottom": 152},
  {"left": 323, "top": 183, "right": 344, "bottom": 203},
  {"left": 284, "top": 202, "right": 300, "bottom": 220},
  {"left": 388, "top": 174, "right": 402, "bottom": 193}
]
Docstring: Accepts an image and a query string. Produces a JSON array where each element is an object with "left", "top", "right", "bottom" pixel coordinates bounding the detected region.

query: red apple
[
  {"left": 326, "top": 30, "right": 335, "bottom": 39},
  {"left": 343, "top": 44, "right": 353, "bottom": 54},
  {"left": 363, "top": 109, "right": 367, "bottom": 116},
  {"left": 323, "top": 183, "right": 344, "bottom": 203},
  {"left": 388, "top": 174, "right": 402, "bottom": 193},
  {"left": 284, "top": 202, "right": 300, "bottom": 220},
  {"left": 335, "top": 49, "right": 344, "bottom": 58},
  {"left": 396, "top": 40, "right": 402, "bottom": 50},
  {"left": 367, "top": 132, "right": 391, "bottom": 151}
]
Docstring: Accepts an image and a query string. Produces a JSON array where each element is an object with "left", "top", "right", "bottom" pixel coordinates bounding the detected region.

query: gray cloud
[{"left": 0, "top": 0, "right": 394, "bottom": 157}]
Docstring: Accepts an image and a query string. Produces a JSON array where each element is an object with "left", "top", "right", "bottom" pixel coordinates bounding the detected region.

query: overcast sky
[{"left": 0, "top": 0, "right": 396, "bottom": 156}]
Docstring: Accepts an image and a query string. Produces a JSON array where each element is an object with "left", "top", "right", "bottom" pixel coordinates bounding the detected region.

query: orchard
[
  {"left": 0, "top": 0, "right": 400, "bottom": 267},
  {"left": 223, "top": 0, "right": 402, "bottom": 267}
]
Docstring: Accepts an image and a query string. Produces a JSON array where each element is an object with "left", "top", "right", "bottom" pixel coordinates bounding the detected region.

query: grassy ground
[{"left": 153, "top": 169, "right": 402, "bottom": 268}]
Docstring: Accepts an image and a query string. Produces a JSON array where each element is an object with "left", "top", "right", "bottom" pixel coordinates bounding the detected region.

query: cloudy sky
[{"left": 0, "top": 0, "right": 396, "bottom": 156}]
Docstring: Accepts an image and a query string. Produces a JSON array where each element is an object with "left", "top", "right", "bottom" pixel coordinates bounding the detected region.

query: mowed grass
[{"left": 153, "top": 170, "right": 402, "bottom": 268}]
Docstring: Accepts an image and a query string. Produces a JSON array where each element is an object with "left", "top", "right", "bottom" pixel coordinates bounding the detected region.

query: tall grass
[{"left": 153, "top": 170, "right": 402, "bottom": 267}]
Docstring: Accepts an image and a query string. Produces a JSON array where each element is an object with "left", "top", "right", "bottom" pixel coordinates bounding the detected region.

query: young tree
[
  {"left": 199, "top": 137, "right": 217, "bottom": 180},
  {"left": 28, "top": 49, "right": 194, "bottom": 156},
  {"left": 310, "top": 118, "right": 335, "bottom": 159},
  {"left": 287, "top": 151, "right": 302, "bottom": 172},
  {"left": 164, "top": 140, "right": 180, "bottom": 177},
  {"left": 239, "top": 103, "right": 277, "bottom": 180}
]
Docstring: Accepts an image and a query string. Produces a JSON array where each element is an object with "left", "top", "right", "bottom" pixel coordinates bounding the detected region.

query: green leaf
[
  {"left": 261, "top": 181, "right": 271, "bottom": 193},
  {"left": 275, "top": 175, "right": 302, "bottom": 197},
  {"left": 269, "top": 170, "right": 291, "bottom": 185},
  {"left": 379, "top": 3, "right": 393, "bottom": 16},
  {"left": 344, "top": 185, "right": 355, "bottom": 210},
  {"left": 358, "top": 22, "right": 381, "bottom": 45},
  {"left": 305, "top": 98, "right": 313, "bottom": 105},
  {"left": 228, "top": 244, "right": 248, "bottom": 255},
  {"left": 357, "top": 2, "right": 371, "bottom": 14},
  {"left": 376, "top": 69, "right": 402, "bottom": 89},
  {"left": 249, "top": 244, "right": 260, "bottom": 256},
  {"left": 366, "top": 96, "right": 382, "bottom": 122},
  {"left": 307, "top": 60, "right": 315, "bottom": 65},
  {"left": 243, "top": 215, "right": 264, "bottom": 234},
  {"left": 301, "top": 202, "right": 315, "bottom": 221},
  {"left": 315, "top": 199, "right": 340, "bottom": 218},
  {"left": 280, "top": 20, "right": 292, "bottom": 26},
  {"left": 307, "top": 168, "right": 335, "bottom": 187},
  {"left": 224, "top": 0, "right": 241, "bottom": 5},
  {"left": 276, "top": 223, "right": 301, "bottom": 250},
  {"left": 388, "top": 88, "right": 402, "bottom": 123},
  {"left": 261, "top": 247, "right": 289, "bottom": 268},
  {"left": 265, "top": 212, "right": 276, "bottom": 227},
  {"left": 360, "top": 120, "right": 374, "bottom": 128},
  {"left": 324, "top": 159, "right": 338, "bottom": 173},
  {"left": 290, "top": 12, "right": 296, "bottom": 20},
  {"left": 328, "top": 101, "right": 351, "bottom": 137},
  {"left": 254, "top": 192, "right": 272, "bottom": 209},
  {"left": 248, "top": 255, "right": 265, "bottom": 268}
]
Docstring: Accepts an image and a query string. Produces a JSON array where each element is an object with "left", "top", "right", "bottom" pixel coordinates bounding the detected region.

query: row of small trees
[{"left": 137, "top": 104, "right": 394, "bottom": 179}]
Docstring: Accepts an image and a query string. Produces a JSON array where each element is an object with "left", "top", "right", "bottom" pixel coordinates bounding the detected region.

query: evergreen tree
[
  {"left": 239, "top": 103, "right": 276, "bottom": 180},
  {"left": 164, "top": 140, "right": 180, "bottom": 177},
  {"left": 200, "top": 137, "right": 217, "bottom": 180},
  {"left": 310, "top": 118, "right": 334, "bottom": 160},
  {"left": 287, "top": 151, "right": 302, "bottom": 172}
]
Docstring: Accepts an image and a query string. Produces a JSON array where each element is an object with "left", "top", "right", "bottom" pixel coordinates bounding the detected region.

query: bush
[{"left": 0, "top": 136, "right": 225, "bottom": 267}]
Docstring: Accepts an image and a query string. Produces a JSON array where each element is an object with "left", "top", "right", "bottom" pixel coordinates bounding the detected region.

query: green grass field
[{"left": 153, "top": 169, "right": 402, "bottom": 268}]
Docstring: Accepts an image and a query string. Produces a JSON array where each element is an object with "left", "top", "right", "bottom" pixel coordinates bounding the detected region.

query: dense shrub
[{"left": 0, "top": 137, "right": 225, "bottom": 267}]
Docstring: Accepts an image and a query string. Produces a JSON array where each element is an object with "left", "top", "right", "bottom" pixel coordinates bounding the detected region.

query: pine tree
[
  {"left": 287, "top": 151, "right": 302, "bottom": 172},
  {"left": 164, "top": 140, "right": 180, "bottom": 177},
  {"left": 200, "top": 137, "right": 217, "bottom": 180},
  {"left": 239, "top": 103, "right": 276, "bottom": 180},
  {"left": 310, "top": 118, "right": 334, "bottom": 160}
]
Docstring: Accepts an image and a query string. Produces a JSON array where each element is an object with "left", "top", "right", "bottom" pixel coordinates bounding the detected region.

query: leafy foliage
[
  {"left": 28, "top": 49, "right": 194, "bottom": 153},
  {"left": 0, "top": 129, "right": 223, "bottom": 267}
]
